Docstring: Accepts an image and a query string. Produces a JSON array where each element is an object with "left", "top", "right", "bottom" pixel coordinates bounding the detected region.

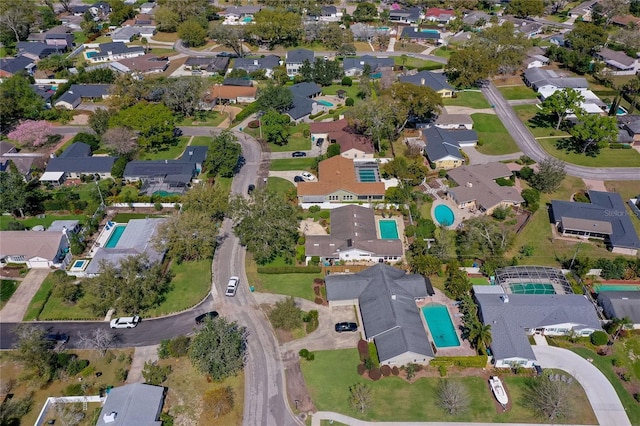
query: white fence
[
  {"left": 110, "top": 203, "right": 181, "bottom": 208},
  {"left": 35, "top": 395, "right": 104, "bottom": 426}
]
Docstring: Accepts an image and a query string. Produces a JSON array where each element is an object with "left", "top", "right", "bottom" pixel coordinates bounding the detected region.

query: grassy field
[
  {"left": 270, "top": 158, "right": 316, "bottom": 171},
  {"left": 151, "top": 31, "right": 179, "bottom": 42},
  {"left": 322, "top": 84, "right": 360, "bottom": 103},
  {"left": 513, "top": 104, "right": 571, "bottom": 138},
  {"left": 245, "top": 255, "right": 319, "bottom": 301},
  {"left": 301, "top": 349, "right": 596, "bottom": 423},
  {"left": 178, "top": 112, "right": 226, "bottom": 127},
  {"left": 393, "top": 56, "right": 443, "bottom": 70},
  {"left": 537, "top": 138, "right": 640, "bottom": 167},
  {"left": 140, "top": 137, "right": 190, "bottom": 160},
  {"left": 432, "top": 46, "right": 453, "bottom": 58},
  {"left": 0, "top": 214, "right": 85, "bottom": 231},
  {"left": 471, "top": 113, "right": 520, "bottom": 155},
  {"left": 23, "top": 274, "right": 54, "bottom": 321},
  {"left": 497, "top": 85, "right": 539, "bottom": 100},
  {"left": 443, "top": 91, "right": 491, "bottom": 109},
  {"left": 0, "top": 280, "right": 18, "bottom": 309},
  {"left": 112, "top": 213, "right": 166, "bottom": 223},
  {"left": 244, "top": 123, "right": 312, "bottom": 152},
  {"left": 267, "top": 176, "right": 295, "bottom": 194}
]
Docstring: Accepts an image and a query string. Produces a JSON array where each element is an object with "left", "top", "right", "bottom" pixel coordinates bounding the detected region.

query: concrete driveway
[
  {"left": 461, "top": 146, "right": 523, "bottom": 165},
  {"left": 0, "top": 269, "right": 50, "bottom": 322},
  {"left": 532, "top": 345, "right": 631, "bottom": 426}
]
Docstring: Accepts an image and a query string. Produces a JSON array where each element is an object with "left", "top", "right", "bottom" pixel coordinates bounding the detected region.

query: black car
[
  {"left": 173, "top": 128, "right": 183, "bottom": 137},
  {"left": 335, "top": 322, "right": 358, "bottom": 333},
  {"left": 195, "top": 311, "right": 219, "bottom": 324},
  {"left": 217, "top": 52, "right": 238, "bottom": 58},
  {"left": 248, "top": 184, "right": 255, "bottom": 194},
  {"left": 45, "top": 333, "right": 69, "bottom": 344},
  {"left": 292, "top": 151, "right": 307, "bottom": 157},
  {"left": 316, "top": 138, "right": 324, "bottom": 147},
  {"left": 293, "top": 176, "right": 304, "bottom": 182}
]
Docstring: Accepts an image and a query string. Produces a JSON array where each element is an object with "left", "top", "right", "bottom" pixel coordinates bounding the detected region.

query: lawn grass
[
  {"left": 469, "top": 277, "right": 489, "bottom": 285},
  {"left": 73, "top": 32, "right": 87, "bottom": 44},
  {"left": 270, "top": 158, "right": 316, "bottom": 171},
  {"left": 214, "top": 176, "right": 233, "bottom": 192},
  {"left": 151, "top": 32, "right": 178, "bottom": 42},
  {"left": 537, "top": 137, "right": 640, "bottom": 167},
  {"left": 322, "top": 84, "right": 360, "bottom": 102},
  {"left": 432, "top": 46, "right": 453, "bottom": 58},
  {"left": 111, "top": 213, "right": 165, "bottom": 223},
  {"left": 267, "top": 176, "right": 295, "bottom": 194},
  {"left": 0, "top": 280, "right": 18, "bottom": 309},
  {"left": 497, "top": 85, "right": 539, "bottom": 100},
  {"left": 512, "top": 104, "right": 571, "bottom": 138},
  {"left": 140, "top": 137, "right": 190, "bottom": 160},
  {"left": 254, "top": 273, "right": 319, "bottom": 301},
  {"left": 0, "top": 214, "right": 86, "bottom": 231},
  {"left": 443, "top": 91, "right": 491, "bottom": 109},
  {"left": 393, "top": 56, "right": 443, "bottom": 70},
  {"left": 190, "top": 136, "right": 213, "bottom": 146},
  {"left": 178, "top": 112, "right": 226, "bottom": 127},
  {"left": 471, "top": 113, "right": 520, "bottom": 155},
  {"left": 301, "top": 349, "right": 596, "bottom": 423},
  {"left": 38, "top": 286, "right": 100, "bottom": 321},
  {"left": 243, "top": 123, "right": 312, "bottom": 151}
]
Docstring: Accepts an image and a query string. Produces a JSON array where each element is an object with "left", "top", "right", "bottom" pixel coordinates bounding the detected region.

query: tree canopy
[
  {"left": 540, "top": 88, "right": 585, "bottom": 130},
  {"left": 189, "top": 316, "right": 247, "bottom": 381},
  {"left": 247, "top": 9, "right": 303, "bottom": 48},
  {"left": 0, "top": 74, "right": 45, "bottom": 133},
  {"left": 205, "top": 131, "right": 242, "bottom": 177},
  {"left": 530, "top": 157, "right": 566, "bottom": 193},
  {"left": 258, "top": 83, "right": 294, "bottom": 113},
  {"left": 568, "top": 114, "right": 618, "bottom": 155},
  {"left": 261, "top": 110, "right": 290, "bottom": 145},
  {"left": 110, "top": 103, "right": 176, "bottom": 151}
]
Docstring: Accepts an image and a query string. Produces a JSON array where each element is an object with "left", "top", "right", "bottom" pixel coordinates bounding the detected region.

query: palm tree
[
  {"left": 623, "top": 78, "right": 640, "bottom": 113},
  {"left": 468, "top": 322, "right": 492, "bottom": 354},
  {"left": 612, "top": 316, "right": 633, "bottom": 340}
]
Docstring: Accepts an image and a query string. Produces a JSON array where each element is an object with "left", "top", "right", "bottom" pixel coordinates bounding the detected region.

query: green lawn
[
  {"left": 537, "top": 138, "right": 640, "bottom": 167},
  {"left": 0, "top": 214, "right": 85, "bottom": 231},
  {"left": 471, "top": 113, "right": 520, "bottom": 155},
  {"left": 497, "top": 85, "right": 539, "bottom": 100},
  {"left": 24, "top": 273, "right": 99, "bottom": 321},
  {"left": 214, "top": 176, "right": 233, "bottom": 192},
  {"left": 177, "top": 112, "right": 226, "bottom": 127},
  {"left": 301, "top": 349, "right": 596, "bottom": 423},
  {"left": 23, "top": 275, "right": 54, "bottom": 321},
  {"left": 322, "top": 84, "right": 360, "bottom": 103},
  {"left": 270, "top": 158, "right": 316, "bottom": 171},
  {"left": 0, "top": 280, "right": 18, "bottom": 309},
  {"left": 267, "top": 177, "right": 295, "bottom": 194},
  {"left": 244, "top": 123, "right": 312, "bottom": 151},
  {"left": 469, "top": 277, "right": 489, "bottom": 285},
  {"left": 190, "top": 136, "right": 213, "bottom": 146},
  {"left": 443, "top": 91, "right": 491, "bottom": 109},
  {"left": 73, "top": 32, "right": 87, "bottom": 44},
  {"left": 140, "top": 137, "right": 190, "bottom": 160},
  {"left": 393, "top": 56, "right": 443, "bottom": 70},
  {"left": 513, "top": 104, "right": 570, "bottom": 138},
  {"left": 254, "top": 273, "right": 320, "bottom": 301},
  {"left": 605, "top": 181, "right": 640, "bottom": 235},
  {"left": 112, "top": 213, "right": 165, "bottom": 223},
  {"left": 432, "top": 47, "right": 453, "bottom": 58}
]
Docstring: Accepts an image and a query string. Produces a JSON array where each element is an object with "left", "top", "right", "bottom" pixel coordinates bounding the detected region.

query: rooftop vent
[
  {"left": 501, "top": 294, "right": 509, "bottom": 304},
  {"left": 466, "top": 182, "right": 473, "bottom": 188}
]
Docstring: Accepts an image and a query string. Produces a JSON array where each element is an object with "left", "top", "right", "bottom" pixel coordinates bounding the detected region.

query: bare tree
[
  {"left": 78, "top": 328, "right": 116, "bottom": 357},
  {"left": 348, "top": 383, "right": 372, "bottom": 414},
  {"left": 0, "top": 1, "right": 34, "bottom": 43},
  {"left": 437, "top": 380, "right": 470, "bottom": 415},
  {"left": 53, "top": 402, "right": 84, "bottom": 426},
  {"left": 102, "top": 127, "right": 138, "bottom": 156},
  {"left": 525, "top": 374, "right": 572, "bottom": 420}
]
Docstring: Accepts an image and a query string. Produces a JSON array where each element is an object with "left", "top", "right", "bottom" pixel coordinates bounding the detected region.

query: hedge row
[
  {"left": 233, "top": 101, "right": 259, "bottom": 124},
  {"left": 257, "top": 266, "right": 322, "bottom": 274},
  {"left": 609, "top": 143, "right": 633, "bottom": 149},
  {"left": 429, "top": 355, "right": 488, "bottom": 368}
]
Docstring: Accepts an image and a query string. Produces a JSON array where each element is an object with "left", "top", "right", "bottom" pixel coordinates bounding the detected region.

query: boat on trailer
[{"left": 489, "top": 376, "right": 509, "bottom": 407}]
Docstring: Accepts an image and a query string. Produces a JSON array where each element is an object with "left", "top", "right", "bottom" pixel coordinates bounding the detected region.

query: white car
[
  {"left": 225, "top": 276, "right": 239, "bottom": 297},
  {"left": 110, "top": 316, "right": 140, "bottom": 329},
  {"left": 301, "top": 172, "right": 315, "bottom": 181}
]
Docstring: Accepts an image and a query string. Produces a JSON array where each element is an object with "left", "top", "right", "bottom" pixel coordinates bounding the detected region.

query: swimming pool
[
  {"left": 317, "top": 100, "right": 334, "bottom": 107},
  {"left": 607, "top": 105, "right": 628, "bottom": 116},
  {"left": 242, "top": 16, "right": 253, "bottom": 23},
  {"left": 510, "top": 283, "right": 556, "bottom": 295},
  {"left": 105, "top": 225, "right": 126, "bottom": 248},
  {"left": 86, "top": 51, "right": 98, "bottom": 58},
  {"left": 357, "top": 168, "right": 377, "bottom": 182},
  {"left": 422, "top": 304, "right": 460, "bottom": 348},
  {"left": 379, "top": 220, "right": 399, "bottom": 239},
  {"left": 421, "top": 29, "right": 440, "bottom": 34},
  {"left": 70, "top": 259, "right": 89, "bottom": 272},
  {"left": 594, "top": 284, "right": 640, "bottom": 293},
  {"left": 434, "top": 204, "right": 455, "bottom": 226}
]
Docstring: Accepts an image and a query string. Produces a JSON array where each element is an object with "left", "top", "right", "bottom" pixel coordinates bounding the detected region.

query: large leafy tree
[
  {"left": 0, "top": 166, "right": 28, "bottom": 217},
  {"left": 208, "top": 24, "right": 246, "bottom": 58},
  {"left": 311, "top": 58, "right": 343, "bottom": 86},
  {"left": 569, "top": 113, "right": 618, "bottom": 154},
  {"left": 458, "top": 216, "right": 515, "bottom": 258},
  {"left": 566, "top": 22, "right": 607, "bottom": 56},
  {"left": 346, "top": 97, "right": 396, "bottom": 151},
  {"left": 205, "top": 131, "right": 241, "bottom": 177},
  {"left": 261, "top": 109, "right": 290, "bottom": 146},
  {"left": 257, "top": 83, "right": 293, "bottom": 113},
  {"left": 445, "top": 47, "right": 495, "bottom": 88},
  {"left": 110, "top": 103, "right": 176, "bottom": 151},
  {"left": 506, "top": 0, "right": 544, "bottom": 18},
  {"left": 161, "top": 77, "right": 205, "bottom": 117},
  {"left": 247, "top": 9, "right": 303, "bottom": 48},
  {"left": 445, "top": 267, "right": 472, "bottom": 299},
  {"left": 530, "top": 157, "right": 566, "bottom": 193},
  {"left": 229, "top": 188, "right": 299, "bottom": 264},
  {"left": 178, "top": 19, "right": 207, "bottom": 47},
  {"left": 11, "top": 325, "right": 56, "bottom": 382},
  {"left": 157, "top": 210, "right": 219, "bottom": 262},
  {"left": 0, "top": 0, "right": 34, "bottom": 45},
  {"left": 0, "top": 75, "right": 45, "bottom": 132},
  {"left": 157, "top": 0, "right": 210, "bottom": 23},
  {"left": 181, "top": 181, "right": 229, "bottom": 221},
  {"left": 385, "top": 82, "right": 442, "bottom": 132},
  {"left": 540, "top": 88, "right": 585, "bottom": 130},
  {"left": 353, "top": 2, "right": 378, "bottom": 22},
  {"left": 189, "top": 316, "right": 247, "bottom": 381}
]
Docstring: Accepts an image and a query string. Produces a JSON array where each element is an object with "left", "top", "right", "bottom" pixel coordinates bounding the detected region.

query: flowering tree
[
  {"left": 102, "top": 127, "right": 138, "bottom": 155},
  {"left": 7, "top": 120, "right": 54, "bottom": 147}
]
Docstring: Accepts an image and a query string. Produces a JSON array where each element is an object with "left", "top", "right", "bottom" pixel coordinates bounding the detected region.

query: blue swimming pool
[
  {"left": 86, "top": 51, "right": 98, "bottom": 58},
  {"left": 434, "top": 204, "right": 455, "bottom": 226},
  {"left": 379, "top": 220, "right": 399, "bottom": 239},
  {"left": 421, "top": 29, "right": 440, "bottom": 34},
  {"left": 357, "top": 169, "right": 377, "bottom": 182},
  {"left": 318, "top": 100, "right": 334, "bottom": 107},
  {"left": 105, "top": 225, "right": 126, "bottom": 248},
  {"left": 422, "top": 304, "right": 460, "bottom": 348},
  {"left": 242, "top": 16, "right": 253, "bottom": 23}
]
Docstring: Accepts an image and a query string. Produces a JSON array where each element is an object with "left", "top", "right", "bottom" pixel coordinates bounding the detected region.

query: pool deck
[
  {"left": 431, "top": 199, "right": 484, "bottom": 230},
  {"left": 88, "top": 223, "right": 122, "bottom": 257}
]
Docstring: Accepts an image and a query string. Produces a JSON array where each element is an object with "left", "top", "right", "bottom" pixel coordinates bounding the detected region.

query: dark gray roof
[
  {"left": 179, "top": 146, "right": 208, "bottom": 164},
  {"left": 17, "top": 42, "right": 66, "bottom": 58},
  {"left": 59, "top": 142, "right": 91, "bottom": 158},
  {"left": 343, "top": 55, "right": 394, "bottom": 72},
  {"left": 222, "top": 77, "right": 253, "bottom": 87},
  {"left": 124, "top": 160, "right": 196, "bottom": 179},
  {"left": 421, "top": 127, "right": 477, "bottom": 161},
  {"left": 185, "top": 56, "right": 229, "bottom": 72},
  {"left": 31, "top": 85, "right": 56, "bottom": 101},
  {"left": 286, "top": 48, "right": 314, "bottom": 64},
  {"left": 322, "top": 5, "right": 337, "bottom": 15},
  {"left": 286, "top": 83, "right": 322, "bottom": 120},
  {"left": 390, "top": 7, "right": 422, "bottom": 21},
  {"left": 399, "top": 71, "right": 453, "bottom": 91},
  {"left": 0, "top": 55, "right": 34, "bottom": 75},
  {"left": 233, "top": 55, "right": 281, "bottom": 73},
  {"left": 523, "top": 68, "right": 588, "bottom": 90},
  {"left": 550, "top": 191, "right": 640, "bottom": 250},
  {"left": 598, "top": 291, "right": 640, "bottom": 323},
  {"left": 290, "top": 82, "right": 322, "bottom": 98},
  {"left": 96, "top": 383, "right": 164, "bottom": 426},
  {"left": 401, "top": 27, "right": 440, "bottom": 40},
  {"left": 45, "top": 33, "right": 74, "bottom": 44},
  {"left": 476, "top": 293, "right": 601, "bottom": 361},
  {"left": 71, "top": 5, "right": 90, "bottom": 13},
  {"left": 46, "top": 156, "right": 116, "bottom": 174},
  {"left": 56, "top": 84, "right": 113, "bottom": 106}
]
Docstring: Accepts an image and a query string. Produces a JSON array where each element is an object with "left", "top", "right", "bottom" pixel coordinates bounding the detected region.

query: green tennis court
[{"left": 510, "top": 283, "right": 555, "bottom": 294}]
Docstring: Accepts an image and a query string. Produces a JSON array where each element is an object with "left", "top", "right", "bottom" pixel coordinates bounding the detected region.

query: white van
[{"left": 110, "top": 316, "right": 141, "bottom": 329}]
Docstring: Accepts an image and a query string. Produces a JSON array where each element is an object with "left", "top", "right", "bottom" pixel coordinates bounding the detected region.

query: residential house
[
  {"left": 111, "top": 26, "right": 156, "bottom": 43},
  {"left": 350, "top": 23, "right": 392, "bottom": 42},
  {"left": 0, "top": 56, "right": 35, "bottom": 79},
  {"left": 90, "top": 1, "right": 111, "bottom": 18},
  {"left": 548, "top": 34, "right": 565, "bottom": 47},
  {"left": 208, "top": 84, "right": 257, "bottom": 104},
  {"left": 611, "top": 14, "right": 640, "bottom": 28},
  {"left": 31, "top": 84, "right": 56, "bottom": 107},
  {"left": 399, "top": 71, "right": 454, "bottom": 97},
  {"left": 232, "top": 55, "right": 281, "bottom": 78},
  {"left": 617, "top": 115, "right": 640, "bottom": 145},
  {"left": 54, "top": 84, "right": 113, "bottom": 110},
  {"left": 45, "top": 32, "right": 74, "bottom": 49},
  {"left": 113, "top": 53, "right": 169, "bottom": 74},
  {"left": 596, "top": 47, "right": 640, "bottom": 74},
  {"left": 317, "top": 5, "right": 343, "bottom": 22},
  {"left": 59, "top": 15, "right": 83, "bottom": 31},
  {"left": 0, "top": 141, "right": 46, "bottom": 180},
  {"left": 286, "top": 49, "right": 314, "bottom": 77},
  {"left": 447, "top": 163, "right": 524, "bottom": 215},
  {"left": 285, "top": 82, "right": 323, "bottom": 122},
  {"left": 389, "top": 7, "right": 423, "bottom": 24},
  {"left": 40, "top": 142, "right": 116, "bottom": 184},
  {"left": 524, "top": 47, "right": 550, "bottom": 68},
  {"left": 550, "top": 190, "right": 640, "bottom": 255},
  {"left": 0, "top": 231, "right": 71, "bottom": 269},
  {"left": 96, "top": 383, "right": 164, "bottom": 426},
  {"left": 220, "top": 6, "right": 262, "bottom": 25},
  {"left": 297, "top": 155, "right": 385, "bottom": 204},
  {"left": 400, "top": 27, "right": 441, "bottom": 43},
  {"left": 326, "top": 264, "right": 435, "bottom": 366},
  {"left": 310, "top": 119, "right": 375, "bottom": 159},
  {"left": 516, "top": 22, "right": 544, "bottom": 39},
  {"left": 71, "top": 5, "right": 90, "bottom": 15},
  {"left": 421, "top": 126, "right": 478, "bottom": 169},
  {"left": 342, "top": 55, "right": 395, "bottom": 77},
  {"left": 434, "top": 113, "right": 473, "bottom": 130},
  {"left": 139, "top": 2, "right": 156, "bottom": 14},
  {"left": 537, "top": 87, "right": 606, "bottom": 115},
  {"left": 16, "top": 42, "right": 66, "bottom": 61},
  {"left": 448, "top": 31, "right": 473, "bottom": 47},
  {"left": 87, "top": 42, "right": 145, "bottom": 63},
  {"left": 598, "top": 292, "right": 640, "bottom": 329},
  {"left": 183, "top": 56, "right": 229, "bottom": 76},
  {"left": 424, "top": 8, "right": 455, "bottom": 24},
  {"left": 569, "top": 0, "right": 598, "bottom": 20},
  {"left": 474, "top": 285, "right": 601, "bottom": 368},
  {"left": 523, "top": 68, "right": 589, "bottom": 92},
  {"left": 462, "top": 10, "right": 491, "bottom": 28}
]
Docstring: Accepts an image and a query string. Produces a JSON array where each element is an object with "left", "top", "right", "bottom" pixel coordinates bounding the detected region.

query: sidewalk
[{"left": 0, "top": 269, "right": 50, "bottom": 322}]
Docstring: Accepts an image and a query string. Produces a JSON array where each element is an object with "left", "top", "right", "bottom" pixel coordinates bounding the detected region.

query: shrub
[
  {"left": 115, "top": 367, "right": 128, "bottom": 382},
  {"left": 158, "top": 339, "right": 170, "bottom": 359},
  {"left": 142, "top": 362, "right": 172, "bottom": 385},
  {"left": 167, "top": 335, "right": 190, "bottom": 358},
  {"left": 439, "top": 365, "right": 447, "bottom": 377},
  {"left": 314, "top": 297, "right": 324, "bottom": 304},
  {"left": 63, "top": 383, "right": 83, "bottom": 396},
  {"left": 590, "top": 330, "right": 609, "bottom": 346},
  {"left": 368, "top": 342, "right": 379, "bottom": 368},
  {"left": 318, "top": 210, "right": 330, "bottom": 219},
  {"left": 257, "top": 266, "right": 321, "bottom": 274},
  {"left": 492, "top": 206, "right": 509, "bottom": 221},
  {"left": 380, "top": 365, "right": 391, "bottom": 376},
  {"left": 495, "top": 177, "right": 514, "bottom": 187},
  {"left": 105, "top": 351, "right": 116, "bottom": 364},
  {"left": 341, "top": 76, "right": 353, "bottom": 86},
  {"left": 345, "top": 97, "right": 354, "bottom": 106},
  {"left": 391, "top": 366, "right": 399, "bottom": 376},
  {"left": 368, "top": 368, "right": 382, "bottom": 381},
  {"left": 438, "top": 169, "right": 447, "bottom": 178},
  {"left": 519, "top": 166, "right": 534, "bottom": 180},
  {"left": 309, "top": 205, "right": 321, "bottom": 213},
  {"left": 357, "top": 363, "right": 366, "bottom": 375},
  {"left": 66, "top": 359, "right": 89, "bottom": 376},
  {"left": 56, "top": 352, "right": 74, "bottom": 370},
  {"left": 81, "top": 365, "right": 96, "bottom": 377},
  {"left": 358, "top": 339, "right": 369, "bottom": 361},
  {"left": 248, "top": 120, "right": 260, "bottom": 129},
  {"left": 299, "top": 348, "right": 309, "bottom": 359}
]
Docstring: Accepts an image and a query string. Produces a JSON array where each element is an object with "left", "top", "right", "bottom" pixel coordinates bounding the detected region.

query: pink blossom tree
[{"left": 7, "top": 120, "right": 54, "bottom": 147}]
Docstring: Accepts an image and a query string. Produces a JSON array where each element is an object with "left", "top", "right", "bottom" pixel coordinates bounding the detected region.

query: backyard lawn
[
  {"left": 432, "top": 46, "right": 453, "bottom": 58},
  {"left": 322, "top": 84, "right": 360, "bottom": 102},
  {"left": 471, "top": 113, "right": 520, "bottom": 155},
  {"left": 537, "top": 138, "right": 640, "bottom": 167},
  {"left": 178, "top": 112, "right": 226, "bottom": 127},
  {"left": 496, "top": 85, "right": 539, "bottom": 100},
  {"left": 267, "top": 176, "right": 295, "bottom": 194},
  {"left": 0, "top": 280, "right": 18, "bottom": 309},
  {"left": 0, "top": 214, "right": 86, "bottom": 231},
  {"left": 245, "top": 255, "right": 318, "bottom": 301},
  {"left": 301, "top": 349, "right": 596, "bottom": 424},
  {"left": 112, "top": 213, "right": 166, "bottom": 223},
  {"left": 140, "top": 137, "right": 190, "bottom": 160},
  {"left": 513, "top": 104, "right": 570, "bottom": 138},
  {"left": 443, "top": 91, "right": 491, "bottom": 109},
  {"left": 151, "top": 31, "right": 178, "bottom": 42},
  {"left": 270, "top": 158, "right": 316, "bottom": 171}
]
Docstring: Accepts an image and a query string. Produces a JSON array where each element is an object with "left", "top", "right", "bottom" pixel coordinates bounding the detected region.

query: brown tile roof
[
  {"left": 309, "top": 119, "right": 374, "bottom": 154},
  {"left": 612, "top": 14, "right": 640, "bottom": 27},
  {"left": 297, "top": 156, "right": 385, "bottom": 196},
  {"left": 116, "top": 53, "right": 168, "bottom": 73},
  {"left": 207, "top": 85, "right": 257, "bottom": 101}
]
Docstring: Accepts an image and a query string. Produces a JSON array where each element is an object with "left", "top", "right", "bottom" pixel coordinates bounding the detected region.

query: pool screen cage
[{"left": 494, "top": 266, "right": 573, "bottom": 295}]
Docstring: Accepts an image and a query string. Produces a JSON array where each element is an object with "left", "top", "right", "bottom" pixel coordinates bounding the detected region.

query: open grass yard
[
  {"left": 140, "top": 136, "right": 190, "bottom": 160},
  {"left": 214, "top": 176, "right": 233, "bottom": 192},
  {"left": 270, "top": 158, "right": 317, "bottom": 171},
  {"left": 190, "top": 136, "right": 213, "bottom": 146},
  {"left": 393, "top": 56, "right": 442, "bottom": 70},
  {"left": 0, "top": 279, "right": 18, "bottom": 309},
  {"left": 0, "top": 214, "right": 85, "bottom": 231},
  {"left": 301, "top": 349, "right": 596, "bottom": 423},
  {"left": 111, "top": 213, "right": 166, "bottom": 223},
  {"left": 537, "top": 137, "right": 640, "bottom": 167},
  {"left": 178, "top": 111, "right": 226, "bottom": 127},
  {"left": 151, "top": 32, "right": 178, "bottom": 42},
  {"left": 471, "top": 113, "right": 520, "bottom": 155},
  {"left": 396, "top": 42, "right": 429, "bottom": 54},
  {"left": 322, "top": 84, "right": 360, "bottom": 102},
  {"left": 513, "top": 104, "right": 571, "bottom": 138},
  {"left": 496, "top": 85, "right": 539, "bottom": 100},
  {"left": 245, "top": 255, "right": 318, "bottom": 301},
  {"left": 432, "top": 46, "right": 453, "bottom": 58},
  {"left": 2, "top": 348, "right": 134, "bottom": 426},
  {"left": 244, "top": 124, "right": 312, "bottom": 151},
  {"left": 267, "top": 176, "right": 295, "bottom": 194},
  {"left": 161, "top": 356, "right": 244, "bottom": 425},
  {"left": 443, "top": 91, "right": 491, "bottom": 109},
  {"left": 23, "top": 273, "right": 55, "bottom": 320}
]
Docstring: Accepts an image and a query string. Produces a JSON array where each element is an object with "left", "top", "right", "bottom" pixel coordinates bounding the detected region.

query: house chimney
[
  {"left": 420, "top": 78, "right": 425, "bottom": 85},
  {"left": 501, "top": 295, "right": 509, "bottom": 303},
  {"left": 360, "top": 61, "right": 365, "bottom": 65},
  {"left": 253, "top": 60, "right": 258, "bottom": 65}
]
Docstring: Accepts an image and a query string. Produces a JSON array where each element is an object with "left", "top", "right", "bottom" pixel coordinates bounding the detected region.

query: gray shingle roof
[
  {"left": 17, "top": 42, "right": 66, "bottom": 58},
  {"left": 421, "top": 127, "right": 477, "bottom": 161},
  {"left": 447, "top": 163, "right": 524, "bottom": 210},
  {"left": 290, "top": 82, "right": 322, "bottom": 98},
  {"left": 0, "top": 55, "right": 34, "bottom": 75},
  {"left": 399, "top": 71, "right": 453, "bottom": 91},
  {"left": 179, "top": 146, "right": 208, "bottom": 164},
  {"left": 286, "top": 49, "right": 314, "bottom": 64},
  {"left": 343, "top": 55, "right": 395, "bottom": 72},
  {"left": 598, "top": 291, "right": 640, "bottom": 323},
  {"left": 390, "top": 7, "right": 422, "bottom": 21},
  {"left": 124, "top": 161, "right": 196, "bottom": 179},
  {"left": 233, "top": 55, "right": 281, "bottom": 73},
  {"left": 400, "top": 27, "right": 440, "bottom": 40},
  {"left": 59, "top": 142, "right": 92, "bottom": 158},
  {"left": 523, "top": 68, "right": 588, "bottom": 90},
  {"left": 96, "top": 383, "right": 164, "bottom": 426},
  {"left": 46, "top": 143, "right": 116, "bottom": 175},
  {"left": 476, "top": 293, "right": 601, "bottom": 361},
  {"left": 56, "top": 84, "right": 113, "bottom": 106},
  {"left": 286, "top": 83, "right": 322, "bottom": 120}
]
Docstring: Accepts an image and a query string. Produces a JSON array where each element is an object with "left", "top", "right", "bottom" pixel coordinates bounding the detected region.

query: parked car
[
  {"left": 195, "top": 311, "right": 219, "bottom": 324},
  {"left": 292, "top": 151, "right": 307, "bottom": 157},
  {"left": 45, "top": 333, "right": 69, "bottom": 344},
  {"left": 110, "top": 316, "right": 141, "bottom": 329},
  {"left": 225, "top": 276, "right": 239, "bottom": 297},
  {"left": 300, "top": 171, "right": 315, "bottom": 181},
  {"left": 173, "top": 128, "right": 183, "bottom": 137},
  {"left": 316, "top": 137, "right": 324, "bottom": 147},
  {"left": 293, "top": 175, "right": 304, "bottom": 182},
  {"left": 335, "top": 322, "right": 358, "bottom": 332},
  {"left": 248, "top": 184, "right": 255, "bottom": 194},
  {"left": 217, "top": 52, "right": 238, "bottom": 58}
]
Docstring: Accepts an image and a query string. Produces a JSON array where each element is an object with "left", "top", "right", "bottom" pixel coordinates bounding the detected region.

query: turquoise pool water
[
  {"left": 153, "top": 191, "right": 181, "bottom": 197},
  {"left": 607, "top": 105, "right": 628, "bottom": 116},
  {"left": 510, "top": 283, "right": 555, "bottom": 295},
  {"left": 318, "top": 100, "right": 334, "bottom": 107},
  {"left": 379, "top": 220, "right": 399, "bottom": 239},
  {"left": 434, "top": 205, "right": 455, "bottom": 226},
  {"left": 72, "top": 260, "right": 86, "bottom": 268},
  {"left": 595, "top": 284, "right": 640, "bottom": 293},
  {"left": 105, "top": 225, "right": 126, "bottom": 248},
  {"left": 86, "top": 51, "right": 98, "bottom": 58},
  {"left": 421, "top": 29, "right": 440, "bottom": 34},
  {"left": 242, "top": 16, "right": 253, "bottom": 22},
  {"left": 358, "top": 169, "right": 377, "bottom": 182},
  {"left": 422, "top": 304, "right": 460, "bottom": 348}
]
